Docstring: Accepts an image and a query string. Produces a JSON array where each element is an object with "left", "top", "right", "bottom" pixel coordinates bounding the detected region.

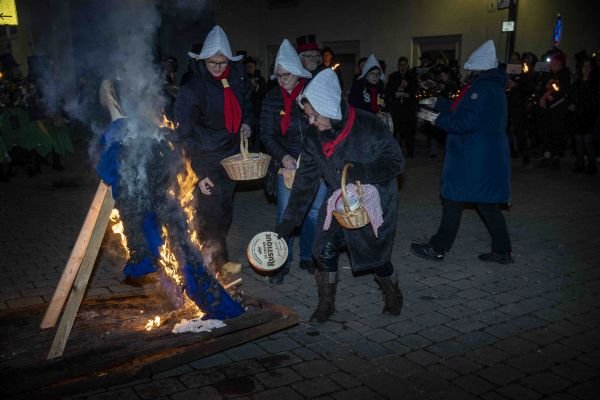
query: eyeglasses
[
  {"left": 301, "top": 55, "right": 321, "bottom": 60},
  {"left": 205, "top": 60, "right": 228, "bottom": 68},
  {"left": 275, "top": 72, "right": 292, "bottom": 81},
  {"left": 303, "top": 112, "right": 320, "bottom": 123}
]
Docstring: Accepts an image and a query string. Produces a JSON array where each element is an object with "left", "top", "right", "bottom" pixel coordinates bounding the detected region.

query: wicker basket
[
  {"left": 279, "top": 168, "right": 296, "bottom": 189},
  {"left": 332, "top": 163, "right": 370, "bottom": 229},
  {"left": 221, "top": 136, "right": 271, "bottom": 181}
]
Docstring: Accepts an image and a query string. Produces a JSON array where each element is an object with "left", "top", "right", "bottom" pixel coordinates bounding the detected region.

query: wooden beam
[
  {"left": 47, "top": 184, "right": 115, "bottom": 359},
  {"left": 40, "top": 182, "right": 113, "bottom": 329}
]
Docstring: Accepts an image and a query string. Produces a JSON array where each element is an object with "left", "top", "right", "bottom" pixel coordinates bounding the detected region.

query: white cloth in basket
[{"left": 324, "top": 184, "right": 384, "bottom": 237}]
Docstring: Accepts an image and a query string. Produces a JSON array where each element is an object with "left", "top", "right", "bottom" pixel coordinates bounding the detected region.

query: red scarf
[
  {"left": 450, "top": 84, "right": 471, "bottom": 111},
  {"left": 368, "top": 86, "right": 379, "bottom": 113},
  {"left": 322, "top": 106, "right": 356, "bottom": 159},
  {"left": 213, "top": 65, "right": 242, "bottom": 134},
  {"left": 280, "top": 79, "right": 306, "bottom": 135}
]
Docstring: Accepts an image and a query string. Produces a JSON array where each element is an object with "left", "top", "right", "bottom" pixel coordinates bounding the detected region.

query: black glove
[
  {"left": 275, "top": 219, "right": 296, "bottom": 241},
  {"left": 344, "top": 161, "right": 368, "bottom": 182}
]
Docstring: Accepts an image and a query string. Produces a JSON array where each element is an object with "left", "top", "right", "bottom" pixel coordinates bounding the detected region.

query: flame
[
  {"left": 145, "top": 316, "right": 161, "bottom": 331},
  {"left": 160, "top": 114, "right": 179, "bottom": 131},
  {"left": 109, "top": 209, "right": 130, "bottom": 259},
  {"left": 523, "top": 63, "right": 529, "bottom": 73},
  {"left": 551, "top": 83, "right": 560, "bottom": 92},
  {"left": 0, "top": 71, "right": 3, "bottom": 79},
  {"left": 331, "top": 63, "right": 340, "bottom": 71},
  {"left": 177, "top": 158, "right": 200, "bottom": 246}
]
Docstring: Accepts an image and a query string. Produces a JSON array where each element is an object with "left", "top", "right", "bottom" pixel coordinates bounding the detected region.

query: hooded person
[
  {"left": 348, "top": 54, "right": 386, "bottom": 114},
  {"left": 411, "top": 39, "right": 514, "bottom": 265},
  {"left": 174, "top": 25, "right": 253, "bottom": 277},
  {"left": 260, "top": 38, "right": 326, "bottom": 284},
  {"left": 275, "top": 68, "right": 405, "bottom": 322}
]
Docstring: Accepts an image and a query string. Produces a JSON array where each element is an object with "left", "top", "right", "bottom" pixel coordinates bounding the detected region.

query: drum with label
[{"left": 247, "top": 231, "right": 288, "bottom": 272}]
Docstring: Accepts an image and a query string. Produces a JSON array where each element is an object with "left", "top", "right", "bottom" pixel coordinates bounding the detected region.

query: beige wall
[{"left": 217, "top": 0, "right": 597, "bottom": 74}]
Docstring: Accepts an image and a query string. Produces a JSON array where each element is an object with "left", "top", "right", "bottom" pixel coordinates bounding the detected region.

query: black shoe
[
  {"left": 478, "top": 252, "right": 514, "bottom": 264},
  {"left": 299, "top": 259, "right": 315, "bottom": 274},
  {"left": 410, "top": 242, "right": 444, "bottom": 262}
]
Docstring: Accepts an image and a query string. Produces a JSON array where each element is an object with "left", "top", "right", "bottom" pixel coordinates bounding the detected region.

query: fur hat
[
  {"left": 188, "top": 25, "right": 243, "bottom": 62},
  {"left": 464, "top": 40, "right": 499, "bottom": 71},
  {"left": 272, "top": 39, "right": 312, "bottom": 80},
  {"left": 298, "top": 68, "right": 342, "bottom": 120}
]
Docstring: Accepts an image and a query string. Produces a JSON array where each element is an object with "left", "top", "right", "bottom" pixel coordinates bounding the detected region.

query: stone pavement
[{"left": 1, "top": 143, "right": 599, "bottom": 399}]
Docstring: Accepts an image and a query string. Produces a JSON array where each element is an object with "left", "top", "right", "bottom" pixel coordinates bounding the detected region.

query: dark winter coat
[
  {"left": 571, "top": 77, "right": 599, "bottom": 134},
  {"left": 435, "top": 68, "right": 510, "bottom": 204},
  {"left": 348, "top": 78, "right": 386, "bottom": 113},
  {"left": 282, "top": 104, "right": 405, "bottom": 271},
  {"left": 385, "top": 70, "right": 418, "bottom": 120},
  {"left": 174, "top": 60, "right": 253, "bottom": 177},
  {"left": 260, "top": 83, "right": 308, "bottom": 162}
]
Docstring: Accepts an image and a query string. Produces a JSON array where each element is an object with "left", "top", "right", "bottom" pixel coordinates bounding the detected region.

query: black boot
[
  {"left": 309, "top": 270, "right": 337, "bottom": 323},
  {"left": 375, "top": 274, "right": 403, "bottom": 316}
]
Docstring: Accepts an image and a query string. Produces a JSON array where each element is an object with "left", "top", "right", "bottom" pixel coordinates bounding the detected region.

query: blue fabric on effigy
[
  {"left": 97, "top": 118, "right": 127, "bottom": 198},
  {"left": 143, "top": 212, "right": 163, "bottom": 257},
  {"left": 182, "top": 262, "right": 245, "bottom": 320},
  {"left": 123, "top": 255, "right": 157, "bottom": 277}
]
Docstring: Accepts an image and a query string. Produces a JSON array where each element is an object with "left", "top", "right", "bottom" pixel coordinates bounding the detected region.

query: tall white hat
[
  {"left": 464, "top": 40, "right": 499, "bottom": 71},
  {"left": 188, "top": 25, "right": 243, "bottom": 62},
  {"left": 272, "top": 39, "right": 312, "bottom": 79},
  {"left": 298, "top": 68, "right": 342, "bottom": 120},
  {"left": 358, "top": 53, "right": 385, "bottom": 81}
]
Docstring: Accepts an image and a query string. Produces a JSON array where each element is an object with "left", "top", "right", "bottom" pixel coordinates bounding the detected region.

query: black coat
[
  {"left": 348, "top": 78, "right": 386, "bottom": 113},
  {"left": 260, "top": 84, "right": 308, "bottom": 162},
  {"left": 174, "top": 61, "right": 253, "bottom": 177},
  {"left": 282, "top": 105, "right": 405, "bottom": 271},
  {"left": 385, "top": 70, "right": 418, "bottom": 119}
]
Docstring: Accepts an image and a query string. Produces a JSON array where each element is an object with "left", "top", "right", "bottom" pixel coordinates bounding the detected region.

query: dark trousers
[
  {"left": 430, "top": 199, "right": 512, "bottom": 254},
  {"left": 317, "top": 229, "right": 394, "bottom": 277},
  {"left": 509, "top": 108, "right": 529, "bottom": 157},
  {"left": 540, "top": 104, "right": 568, "bottom": 157}
]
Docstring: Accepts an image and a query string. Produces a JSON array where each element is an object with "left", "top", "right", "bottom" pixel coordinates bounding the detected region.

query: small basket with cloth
[{"left": 331, "top": 163, "right": 370, "bottom": 229}]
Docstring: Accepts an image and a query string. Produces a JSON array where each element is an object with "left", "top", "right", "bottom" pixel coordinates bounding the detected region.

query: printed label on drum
[{"left": 247, "top": 231, "right": 288, "bottom": 272}]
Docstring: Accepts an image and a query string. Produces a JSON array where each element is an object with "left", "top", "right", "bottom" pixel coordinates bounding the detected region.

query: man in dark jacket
[
  {"left": 411, "top": 40, "right": 513, "bottom": 264},
  {"left": 276, "top": 69, "right": 405, "bottom": 323},
  {"left": 386, "top": 56, "right": 418, "bottom": 157},
  {"left": 174, "top": 26, "right": 253, "bottom": 276}
]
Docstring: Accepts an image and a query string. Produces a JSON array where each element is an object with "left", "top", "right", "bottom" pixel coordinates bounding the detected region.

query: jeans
[
  {"left": 277, "top": 175, "right": 327, "bottom": 263},
  {"left": 430, "top": 198, "right": 512, "bottom": 255}
]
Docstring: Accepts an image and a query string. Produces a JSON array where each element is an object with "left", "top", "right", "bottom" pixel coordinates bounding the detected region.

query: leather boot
[
  {"left": 310, "top": 270, "right": 338, "bottom": 323},
  {"left": 375, "top": 274, "right": 403, "bottom": 316}
]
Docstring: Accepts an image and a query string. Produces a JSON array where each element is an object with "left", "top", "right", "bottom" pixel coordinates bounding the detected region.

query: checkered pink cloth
[{"left": 323, "top": 184, "right": 384, "bottom": 237}]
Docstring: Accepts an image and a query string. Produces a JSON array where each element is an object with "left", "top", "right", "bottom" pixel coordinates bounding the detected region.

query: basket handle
[
  {"left": 240, "top": 135, "right": 249, "bottom": 159},
  {"left": 340, "top": 163, "right": 364, "bottom": 213}
]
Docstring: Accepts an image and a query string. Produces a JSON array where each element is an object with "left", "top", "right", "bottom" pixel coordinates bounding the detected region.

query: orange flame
[
  {"left": 523, "top": 63, "right": 529, "bottom": 73},
  {"left": 177, "top": 158, "right": 200, "bottom": 247},
  {"left": 331, "top": 63, "right": 340, "bottom": 71},
  {"left": 160, "top": 114, "right": 179, "bottom": 131},
  {"left": 551, "top": 83, "right": 560, "bottom": 92},
  {"left": 109, "top": 208, "right": 130, "bottom": 259}
]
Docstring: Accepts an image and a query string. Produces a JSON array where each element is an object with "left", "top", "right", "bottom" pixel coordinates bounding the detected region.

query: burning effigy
[{"left": 96, "top": 78, "right": 244, "bottom": 321}]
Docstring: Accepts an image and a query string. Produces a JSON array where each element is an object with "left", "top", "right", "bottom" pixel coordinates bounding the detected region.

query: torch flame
[
  {"left": 551, "top": 83, "right": 560, "bottom": 92},
  {"left": 145, "top": 316, "right": 161, "bottom": 331},
  {"left": 109, "top": 209, "right": 130, "bottom": 259},
  {"left": 523, "top": 63, "right": 529, "bottom": 73},
  {"left": 331, "top": 63, "right": 340, "bottom": 71},
  {"left": 160, "top": 114, "right": 179, "bottom": 131}
]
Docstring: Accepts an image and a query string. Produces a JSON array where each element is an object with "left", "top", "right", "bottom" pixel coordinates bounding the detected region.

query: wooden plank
[
  {"left": 41, "top": 182, "right": 113, "bottom": 329},
  {"left": 47, "top": 185, "right": 115, "bottom": 359}
]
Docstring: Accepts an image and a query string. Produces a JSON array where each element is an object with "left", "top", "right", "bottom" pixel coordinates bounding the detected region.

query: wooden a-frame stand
[{"left": 40, "top": 182, "right": 115, "bottom": 359}]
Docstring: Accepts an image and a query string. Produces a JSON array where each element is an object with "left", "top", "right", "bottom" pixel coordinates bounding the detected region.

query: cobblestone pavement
[{"left": 1, "top": 143, "right": 599, "bottom": 399}]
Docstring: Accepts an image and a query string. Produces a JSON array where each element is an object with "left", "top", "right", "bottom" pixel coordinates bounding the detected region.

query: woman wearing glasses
[
  {"left": 174, "top": 25, "right": 253, "bottom": 278},
  {"left": 348, "top": 54, "right": 387, "bottom": 114},
  {"left": 275, "top": 69, "right": 405, "bottom": 322},
  {"left": 260, "top": 39, "right": 327, "bottom": 284}
]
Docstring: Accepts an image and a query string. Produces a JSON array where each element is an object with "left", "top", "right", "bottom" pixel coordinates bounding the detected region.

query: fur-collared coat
[{"left": 282, "top": 104, "right": 404, "bottom": 271}]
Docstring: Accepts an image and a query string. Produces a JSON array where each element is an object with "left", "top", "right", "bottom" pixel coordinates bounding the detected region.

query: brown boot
[
  {"left": 375, "top": 274, "right": 403, "bottom": 316},
  {"left": 309, "top": 270, "right": 338, "bottom": 323}
]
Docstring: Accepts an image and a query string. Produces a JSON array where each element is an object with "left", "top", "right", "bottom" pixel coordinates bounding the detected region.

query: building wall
[{"left": 217, "top": 0, "right": 597, "bottom": 74}]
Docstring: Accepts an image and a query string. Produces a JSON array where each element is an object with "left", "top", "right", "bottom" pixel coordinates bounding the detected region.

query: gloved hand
[
  {"left": 275, "top": 219, "right": 296, "bottom": 241},
  {"left": 344, "top": 161, "right": 368, "bottom": 182}
]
